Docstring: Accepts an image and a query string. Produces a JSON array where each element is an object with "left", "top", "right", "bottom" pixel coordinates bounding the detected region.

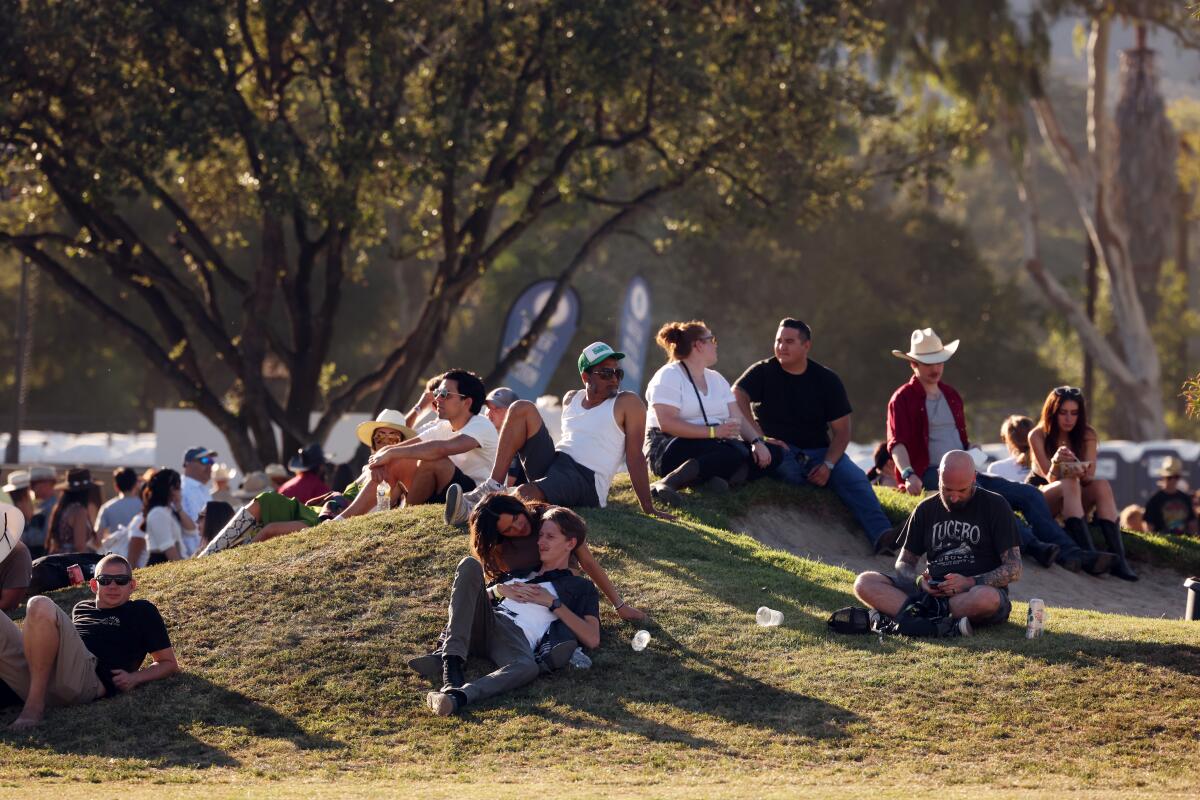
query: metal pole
[{"left": 6, "top": 260, "right": 32, "bottom": 463}]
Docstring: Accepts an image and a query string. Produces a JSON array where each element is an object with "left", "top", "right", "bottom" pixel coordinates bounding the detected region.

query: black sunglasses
[
  {"left": 1053, "top": 386, "right": 1083, "bottom": 399},
  {"left": 589, "top": 367, "right": 625, "bottom": 380},
  {"left": 95, "top": 574, "right": 132, "bottom": 587}
]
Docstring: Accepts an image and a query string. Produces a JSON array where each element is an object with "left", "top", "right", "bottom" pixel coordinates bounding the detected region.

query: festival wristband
[{"left": 900, "top": 467, "right": 915, "bottom": 480}]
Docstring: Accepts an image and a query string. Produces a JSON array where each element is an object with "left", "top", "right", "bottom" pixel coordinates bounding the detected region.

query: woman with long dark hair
[
  {"left": 1028, "top": 387, "right": 1136, "bottom": 581},
  {"left": 127, "top": 468, "right": 196, "bottom": 567},
  {"left": 45, "top": 469, "right": 101, "bottom": 555}
]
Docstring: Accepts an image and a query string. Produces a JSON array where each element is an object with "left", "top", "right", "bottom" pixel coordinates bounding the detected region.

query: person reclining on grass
[
  {"left": 853, "top": 451, "right": 1021, "bottom": 637},
  {"left": 0, "top": 554, "right": 179, "bottom": 730},
  {"left": 197, "top": 410, "right": 419, "bottom": 557},
  {"left": 1, "top": 503, "right": 33, "bottom": 615},
  {"left": 417, "top": 505, "right": 600, "bottom": 716},
  {"left": 445, "top": 342, "right": 670, "bottom": 525}
]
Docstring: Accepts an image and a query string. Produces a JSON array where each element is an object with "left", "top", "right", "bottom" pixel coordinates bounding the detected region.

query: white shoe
[
  {"left": 445, "top": 480, "right": 501, "bottom": 526},
  {"left": 956, "top": 617, "right": 974, "bottom": 637}
]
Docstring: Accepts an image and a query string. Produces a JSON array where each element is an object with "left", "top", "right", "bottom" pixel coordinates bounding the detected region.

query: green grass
[{"left": 1, "top": 479, "right": 1198, "bottom": 796}]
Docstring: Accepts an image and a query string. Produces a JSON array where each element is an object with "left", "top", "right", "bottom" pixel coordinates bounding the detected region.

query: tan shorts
[{"left": 0, "top": 599, "right": 105, "bottom": 706}]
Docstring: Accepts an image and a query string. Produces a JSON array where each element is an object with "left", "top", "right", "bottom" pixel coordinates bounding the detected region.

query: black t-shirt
[
  {"left": 899, "top": 488, "right": 1020, "bottom": 581},
  {"left": 529, "top": 568, "right": 600, "bottom": 620},
  {"left": 1144, "top": 490, "right": 1195, "bottom": 535},
  {"left": 733, "top": 357, "right": 852, "bottom": 449},
  {"left": 73, "top": 599, "right": 172, "bottom": 696}
]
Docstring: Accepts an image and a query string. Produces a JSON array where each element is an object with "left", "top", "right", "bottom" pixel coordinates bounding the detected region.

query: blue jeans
[{"left": 776, "top": 447, "right": 892, "bottom": 544}]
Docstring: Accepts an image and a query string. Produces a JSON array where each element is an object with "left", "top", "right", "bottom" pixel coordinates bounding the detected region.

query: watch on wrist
[
  {"left": 750, "top": 437, "right": 764, "bottom": 446},
  {"left": 900, "top": 467, "right": 915, "bottom": 480},
  {"left": 823, "top": 460, "right": 835, "bottom": 471},
  {"left": 549, "top": 598, "right": 562, "bottom": 612},
  {"left": 973, "top": 576, "right": 984, "bottom": 587}
]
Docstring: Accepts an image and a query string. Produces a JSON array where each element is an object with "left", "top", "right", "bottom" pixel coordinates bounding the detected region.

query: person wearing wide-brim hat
[
  {"left": 279, "top": 444, "right": 332, "bottom": 505},
  {"left": 1144, "top": 455, "right": 1197, "bottom": 536},
  {"left": 356, "top": 409, "right": 417, "bottom": 451},
  {"left": 46, "top": 468, "right": 102, "bottom": 555}
]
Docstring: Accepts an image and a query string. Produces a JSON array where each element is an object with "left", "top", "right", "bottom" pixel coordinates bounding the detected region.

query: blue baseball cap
[{"left": 183, "top": 446, "right": 218, "bottom": 465}]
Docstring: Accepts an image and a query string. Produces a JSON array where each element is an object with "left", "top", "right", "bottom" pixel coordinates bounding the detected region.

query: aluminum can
[
  {"left": 1025, "top": 598, "right": 1046, "bottom": 639},
  {"left": 66, "top": 564, "right": 85, "bottom": 586}
]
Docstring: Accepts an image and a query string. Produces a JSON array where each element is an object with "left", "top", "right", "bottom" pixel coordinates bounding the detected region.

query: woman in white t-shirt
[
  {"left": 644, "top": 321, "right": 774, "bottom": 504},
  {"left": 986, "top": 414, "right": 1034, "bottom": 483},
  {"left": 126, "top": 468, "right": 196, "bottom": 567}
]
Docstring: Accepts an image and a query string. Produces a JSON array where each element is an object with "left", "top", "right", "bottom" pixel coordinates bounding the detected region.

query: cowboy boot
[
  {"left": 1096, "top": 518, "right": 1139, "bottom": 582},
  {"left": 1062, "top": 517, "right": 1095, "bottom": 551},
  {"left": 651, "top": 459, "right": 701, "bottom": 506}
]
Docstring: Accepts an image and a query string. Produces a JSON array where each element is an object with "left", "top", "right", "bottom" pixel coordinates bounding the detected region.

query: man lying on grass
[
  {"left": 853, "top": 450, "right": 1021, "bottom": 636},
  {"left": 0, "top": 554, "right": 178, "bottom": 730},
  {"left": 417, "top": 506, "right": 600, "bottom": 716}
]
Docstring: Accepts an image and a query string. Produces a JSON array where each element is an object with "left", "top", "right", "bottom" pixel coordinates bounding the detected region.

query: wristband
[
  {"left": 823, "top": 460, "right": 835, "bottom": 471},
  {"left": 750, "top": 437, "right": 763, "bottom": 446},
  {"left": 708, "top": 425, "right": 716, "bottom": 439},
  {"left": 900, "top": 467, "right": 915, "bottom": 480},
  {"left": 613, "top": 601, "right": 626, "bottom": 611},
  {"left": 973, "top": 576, "right": 984, "bottom": 587}
]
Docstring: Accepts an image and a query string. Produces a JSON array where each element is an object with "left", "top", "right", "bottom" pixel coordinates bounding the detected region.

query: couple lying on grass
[{"left": 410, "top": 493, "right": 639, "bottom": 716}]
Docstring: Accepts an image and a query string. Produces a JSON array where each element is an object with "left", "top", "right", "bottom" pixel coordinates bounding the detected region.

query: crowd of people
[{"left": 0, "top": 320, "right": 1193, "bottom": 724}]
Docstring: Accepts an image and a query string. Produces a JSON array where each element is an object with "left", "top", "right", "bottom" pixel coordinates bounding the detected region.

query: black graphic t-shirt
[
  {"left": 73, "top": 599, "right": 171, "bottom": 696},
  {"left": 899, "top": 487, "right": 1020, "bottom": 581},
  {"left": 1144, "top": 490, "right": 1195, "bottom": 535},
  {"left": 733, "top": 357, "right": 852, "bottom": 449}
]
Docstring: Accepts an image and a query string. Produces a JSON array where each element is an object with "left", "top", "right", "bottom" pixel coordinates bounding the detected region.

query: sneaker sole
[
  {"left": 426, "top": 691, "right": 456, "bottom": 716},
  {"left": 444, "top": 483, "right": 464, "bottom": 526}
]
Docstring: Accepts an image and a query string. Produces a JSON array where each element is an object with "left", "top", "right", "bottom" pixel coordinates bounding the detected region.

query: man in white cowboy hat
[
  {"left": 886, "top": 328, "right": 1113, "bottom": 575},
  {"left": 2, "top": 471, "right": 34, "bottom": 533},
  {"left": 1144, "top": 456, "right": 1197, "bottom": 535},
  {"left": 22, "top": 467, "right": 58, "bottom": 559},
  {"left": 0, "top": 503, "right": 33, "bottom": 614},
  {"left": 209, "top": 463, "right": 238, "bottom": 506}
]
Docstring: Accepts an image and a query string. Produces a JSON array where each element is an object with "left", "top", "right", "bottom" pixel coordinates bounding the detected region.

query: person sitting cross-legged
[
  {"left": 0, "top": 554, "right": 179, "bottom": 730},
  {"left": 853, "top": 451, "right": 1021, "bottom": 636},
  {"left": 445, "top": 342, "right": 670, "bottom": 525},
  {"left": 419, "top": 506, "right": 601, "bottom": 716}
]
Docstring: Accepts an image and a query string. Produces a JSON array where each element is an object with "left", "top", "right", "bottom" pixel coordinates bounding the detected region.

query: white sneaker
[
  {"left": 956, "top": 617, "right": 974, "bottom": 637},
  {"left": 445, "top": 480, "right": 502, "bottom": 526}
]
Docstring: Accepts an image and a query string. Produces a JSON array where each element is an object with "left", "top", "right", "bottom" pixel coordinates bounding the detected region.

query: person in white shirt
[
  {"left": 986, "top": 415, "right": 1034, "bottom": 484},
  {"left": 642, "top": 321, "right": 774, "bottom": 505},
  {"left": 180, "top": 447, "right": 215, "bottom": 554},
  {"left": 444, "top": 342, "right": 671, "bottom": 525},
  {"left": 366, "top": 370, "right": 499, "bottom": 507},
  {"left": 127, "top": 469, "right": 196, "bottom": 567}
]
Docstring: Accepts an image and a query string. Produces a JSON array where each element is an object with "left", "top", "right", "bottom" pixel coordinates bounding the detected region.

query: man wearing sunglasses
[
  {"left": 181, "top": 446, "right": 216, "bottom": 554},
  {"left": 1, "top": 554, "right": 178, "bottom": 730},
  {"left": 446, "top": 342, "right": 671, "bottom": 525}
]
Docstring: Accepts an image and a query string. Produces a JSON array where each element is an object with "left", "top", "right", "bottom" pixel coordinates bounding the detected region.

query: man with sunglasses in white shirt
[
  {"left": 0, "top": 554, "right": 178, "bottom": 730},
  {"left": 446, "top": 342, "right": 671, "bottom": 524}
]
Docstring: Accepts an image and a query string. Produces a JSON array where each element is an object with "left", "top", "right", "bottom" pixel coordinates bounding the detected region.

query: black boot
[
  {"left": 1063, "top": 517, "right": 1095, "bottom": 551},
  {"left": 651, "top": 459, "right": 701, "bottom": 506},
  {"left": 1024, "top": 539, "right": 1060, "bottom": 569},
  {"left": 1079, "top": 550, "right": 1115, "bottom": 576},
  {"left": 1096, "top": 518, "right": 1138, "bottom": 582},
  {"left": 441, "top": 654, "right": 466, "bottom": 689}
]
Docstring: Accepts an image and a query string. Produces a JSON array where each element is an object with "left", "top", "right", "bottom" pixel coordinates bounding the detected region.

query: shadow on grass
[{"left": 1, "top": 672, "right": 342, "bottom": 767}]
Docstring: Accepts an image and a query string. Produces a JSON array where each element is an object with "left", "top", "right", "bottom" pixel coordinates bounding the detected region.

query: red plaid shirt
[{"left": 886, "top": 376, "right": 969, "bottom": 484}]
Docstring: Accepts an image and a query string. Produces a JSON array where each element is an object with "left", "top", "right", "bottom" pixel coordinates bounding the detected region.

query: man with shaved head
[{"left": 853, "top": 451, "right": 1021, "bottom": 635}]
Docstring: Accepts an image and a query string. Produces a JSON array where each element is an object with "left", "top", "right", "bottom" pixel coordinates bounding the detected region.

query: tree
[{"left": 0, "top": 1, "right": 895, "bottom": 467}]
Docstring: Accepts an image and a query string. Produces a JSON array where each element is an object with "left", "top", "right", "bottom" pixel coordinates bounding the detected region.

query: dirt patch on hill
[{"left": 732, "top": 505, "right": 1193, "bottom": 620}]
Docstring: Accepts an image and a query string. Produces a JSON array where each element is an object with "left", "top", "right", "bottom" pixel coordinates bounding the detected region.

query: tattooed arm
[
  {"left": 970, "top": 547, "right": 1022, "bottom": 589},
  {"left": 894, "top": 548, "right": 921, "bottom": 587}
]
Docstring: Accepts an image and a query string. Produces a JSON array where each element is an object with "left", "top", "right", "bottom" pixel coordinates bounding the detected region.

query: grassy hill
[{"left": 2, "top": 480, "right": 1199, "bottom": 798}]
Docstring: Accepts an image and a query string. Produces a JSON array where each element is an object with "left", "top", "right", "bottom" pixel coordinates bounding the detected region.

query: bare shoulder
[
  {"left": 562, "top": 389, "right": 579, "bottom": 406},
  {"left": 614, "top": 390, "right": 646, "bottom": 410}
]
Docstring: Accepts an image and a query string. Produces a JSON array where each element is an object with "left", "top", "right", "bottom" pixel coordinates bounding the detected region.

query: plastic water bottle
[
  {"left": 1025, "top": 598, "right": 1046, "bottom": 639},
  {"left": 375, "top": 482, "right": 390, "bottom": 513},
  {"left": 631, "top": 630, "right": 651, "bottom": 651},
  {"left": 756, "top": 606, "right": 784, "bottom": 626},
  {"left": 569, "top": 647, "right": 592, "bottom": 669}
]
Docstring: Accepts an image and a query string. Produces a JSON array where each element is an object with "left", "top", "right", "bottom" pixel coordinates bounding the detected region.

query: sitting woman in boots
[
  {"left": 1028, "top": 386, "right": 1137, "bottom": 581},
  {"left": 643, "top": 320, "right": 775, "bottom": 505}
]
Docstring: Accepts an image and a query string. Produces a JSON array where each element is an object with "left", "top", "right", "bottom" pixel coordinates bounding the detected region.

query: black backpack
[{"left": 28, "top": 552, "right": 106, "bottom": 596}]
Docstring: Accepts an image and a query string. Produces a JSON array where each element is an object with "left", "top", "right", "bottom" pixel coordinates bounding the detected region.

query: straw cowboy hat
[
  {"left": 234, "top": 470, "right": 271, "bottom": 501},
  {"left": 2, "top": 470, "right": 30, "bottom": 494},
  {"left": 892, "top": 328, "right": 960, "bottom": 365},
  {"left": 0, "top": 502, "right": 24, "bottom": 563},
  {"left": 1157, "top": 456, "right": 1185, "bottom": 479},
  {"left": 356, "top": 409, "right": 417, "bottom": 448}
]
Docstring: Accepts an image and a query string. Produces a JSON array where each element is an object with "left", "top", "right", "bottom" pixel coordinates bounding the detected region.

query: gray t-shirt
[
  {"left": 96, "top": 495, "right": 142, "bottom": 534},
  {"left": 926, "top": 394, "right": 960, "bottom": 467}
]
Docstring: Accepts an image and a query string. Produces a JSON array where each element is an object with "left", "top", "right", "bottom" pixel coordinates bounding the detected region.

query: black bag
[
  {"left": 28, "top": 552, "right": 106, "bottom": 596},
  {"left": 881, "top": 592, "right": 959, "bottom": 638},
  {"left": 827, "top": 606, "right": 874, "bottom": 634}
]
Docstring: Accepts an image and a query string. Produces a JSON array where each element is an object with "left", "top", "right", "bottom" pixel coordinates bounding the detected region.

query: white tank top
[{"left": 557, "top": 391, "right": 625, "bottom": 506}]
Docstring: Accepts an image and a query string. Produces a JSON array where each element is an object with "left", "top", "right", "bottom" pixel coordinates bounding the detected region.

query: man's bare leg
[
  {"left": 486, "top": 401, "right": 544, "bottom": 485},
  {"left": 853, "top": 572, "right": 908, "bottom": 617},
  {"left": 11, "top": 597, "right": 63, "bottom": 730},
  {"left": 405, "top": 459, "right": 458, "bottom": 506},
  {"left": 946, "top": 586, "right": 1003, "bottom": 622}
]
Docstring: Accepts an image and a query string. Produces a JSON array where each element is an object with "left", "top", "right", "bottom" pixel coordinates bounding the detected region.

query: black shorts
[
  {"left": 886, "top": 574, "right": 1012, "bottom": 628},
  {"left": 519, "top": 424, "right": 600, "bottom": 507},
  {"left": 430, "top": 467, "right": 477, "bottom": 504}
]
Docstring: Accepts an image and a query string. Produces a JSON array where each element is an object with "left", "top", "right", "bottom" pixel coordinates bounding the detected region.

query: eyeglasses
[
  {"left": 698, "top": 334, "right": 717, "bottom": 345},
  {"left": 95, "top": 575, "right": 132, "bottom": 587},
  {"left": 1053, "top": 386, "right": 1083, "bottom": 399},
  {"left": 432, "top": 389, "right": 465, "bottom": 399},
  {"left": 588, "top": 367, "right": 625, "bottom": 380}
]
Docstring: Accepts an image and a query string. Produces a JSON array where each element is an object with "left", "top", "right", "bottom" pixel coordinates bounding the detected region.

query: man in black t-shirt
[
  {"left": 854, "top": 451, "right": 1021, "bottom": 631},
  {"left": 0, "top": 554, "right": 178, "bottom": 730},
  {"left": 734, "top": 318, "right": 895, "bottom": 551},
  {"left": 1144, "top": 457, "right": 1197, "bottom": 536}
]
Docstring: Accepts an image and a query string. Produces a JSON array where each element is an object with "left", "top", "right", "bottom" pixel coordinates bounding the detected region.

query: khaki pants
[{"left": 0, "top": 601, "right": 105, "bottom": 706}]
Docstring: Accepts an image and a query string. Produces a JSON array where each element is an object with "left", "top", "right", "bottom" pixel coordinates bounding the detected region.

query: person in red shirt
[{"left": 278, "top": 444, "right": 331, "bottom": 505}]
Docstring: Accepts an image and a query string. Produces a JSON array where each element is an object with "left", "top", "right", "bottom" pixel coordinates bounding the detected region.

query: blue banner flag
[
  {"left": 497, "top": 280, "right": 582, "bottom": 399},
  {"left": 617, "top": 274, "right": 653, "bottom": 393}
]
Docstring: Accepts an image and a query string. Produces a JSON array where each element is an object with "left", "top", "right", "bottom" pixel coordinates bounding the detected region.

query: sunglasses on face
[
  {"left": 432, "top": 389, "right": 464, "bottom": 399},
  {"left": 1053, "top": 386, "right": 1082, "bottom": 399},
  {"left": 95, "top": 575, "right": 132, "bottom": 587},
  {"left": 589, "top": 367, "right": 625, "bottom": 380}
]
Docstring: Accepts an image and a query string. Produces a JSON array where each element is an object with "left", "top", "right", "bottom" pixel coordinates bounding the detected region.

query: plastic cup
[
  {"left": 756, "top": 606, "right": 784, "bottom": 627},
  {"left": 631, "top": 630, "right": 651, "bottom": 651}
]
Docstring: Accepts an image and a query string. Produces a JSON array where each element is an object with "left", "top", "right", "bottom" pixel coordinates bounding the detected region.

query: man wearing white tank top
[{"left": 447, "top": 342, "right": 672, "bottom": 526}]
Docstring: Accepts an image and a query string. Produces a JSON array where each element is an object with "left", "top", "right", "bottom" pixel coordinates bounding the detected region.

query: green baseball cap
[{"left": 577, "top": 341, "right": 626, "bottom": 373}]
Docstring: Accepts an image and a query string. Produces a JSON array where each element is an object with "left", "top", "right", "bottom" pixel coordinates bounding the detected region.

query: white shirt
[
  {"left": 181, "top": 476, "right": 211, "bottom": 521},
  {"left": 420, "top": 414, "right": 499, "bottom": 484},
  {"left": 144, "top": 506, "right": 184, "bottom": 554},
  {"left": 495, "top": 578, "right": 561, "bottom": 650},
  {"left": 558, "top": 392, "right": 625, "bottom": 507},
  {"left": 987, "top": 456, "right": 1031, "bottom": 483},
  {"left": 108, "top": 513, "right": 149, "bottom": 569},
  {"left": 645, "top": 362, "right": 736, "bottom": 430}
]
